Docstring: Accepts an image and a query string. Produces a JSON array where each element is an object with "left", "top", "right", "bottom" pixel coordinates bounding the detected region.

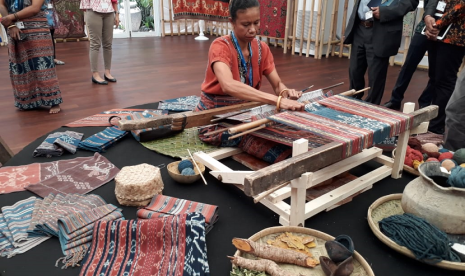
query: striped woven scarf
[
  {"left": 137, "top": 194, "right": 219, "bottom": 234},
  {"left": 56, "top": 204, "right": 124, "bottom": 269},
  {"left": 79, "top": 213, "right": 210, "bottom": 276},
  {"left": 78, "top": 126, "right": 127, "bottom": 153},
  {"left": 0, "top": 197, "right": 51, "bottom": 258}
]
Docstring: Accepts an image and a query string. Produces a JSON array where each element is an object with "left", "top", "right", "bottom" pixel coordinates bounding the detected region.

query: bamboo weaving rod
[{"left": 228, "top": 125, "right": 266, "bottom": 140}]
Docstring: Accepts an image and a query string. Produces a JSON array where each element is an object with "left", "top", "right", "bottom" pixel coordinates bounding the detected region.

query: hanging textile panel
[
  {"left": 269, "top": 111, "right": 373, "bottom": 158},
  {"left": 64, "top": 109, "right": 166, "bottom": 128},
  {"left": 53, "top": 0, "right": 85, "bottom": 38},
  {"left": 403, "top": 11, "right": 416, "bottom": 37},
  {"left": 25, "top": 153, "right": 120, "bottom": 198},
  {"left": 79, "top": 213, "right": 210, "bottom": 276},
  {"left": 172, "top": 0, "right": 229, "bottom": 22},
  {"left": 258, "top": 0, "right": 287, "bottom": 38},
  {"left": 0, "top": 155, "right": 97, "bottom": 194}
]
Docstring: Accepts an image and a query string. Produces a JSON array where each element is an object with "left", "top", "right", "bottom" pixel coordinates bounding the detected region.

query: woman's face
[{"left": 231, "top": 7, "right": 260, "bottom": 44}]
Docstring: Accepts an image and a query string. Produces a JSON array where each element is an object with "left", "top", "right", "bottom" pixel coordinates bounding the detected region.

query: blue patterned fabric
[
  {"left": 78, "top": 127, "right": 127, "bottom": 152},
  {"left": 158, "top": 95, "right": 201, "bottom": 111},
  {"left": 33, "top": 131, "right": 84, "bottom": 157}
]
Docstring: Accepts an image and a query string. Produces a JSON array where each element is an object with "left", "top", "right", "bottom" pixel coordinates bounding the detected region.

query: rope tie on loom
[{"left": 379, "top": 213, "right": 461, "bottom": 263}]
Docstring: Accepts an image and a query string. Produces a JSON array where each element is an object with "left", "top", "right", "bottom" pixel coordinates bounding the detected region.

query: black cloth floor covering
[{"left": 0, "top": 102, "right": 462, "bottom": 276}]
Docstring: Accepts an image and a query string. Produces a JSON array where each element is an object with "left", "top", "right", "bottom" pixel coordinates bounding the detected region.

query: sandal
[{"left": 54, "top": 59, "right": 65, "bottom": 65}]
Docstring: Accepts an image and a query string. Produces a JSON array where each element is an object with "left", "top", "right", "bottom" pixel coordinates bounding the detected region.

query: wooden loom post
[
  {"left": 339, "top": 0, "right": 348, "bottom": 58},
  {"left": 177, "top": 19, "right": 181, "bottom": 36},
  {"left": 298, "top": 0, "right": 307, "bottom": 56},
  {"left": 160, "top": 0, "right": 165, "bottom": 37},
  {"left": 391, "top": 102, "right": 415, "bottom": 178},
  {"left": 283, "top": 0, "right": 292, "bottom": 53},
  {"left": 184, "top": 19, "right": 188, "bottom": 35},
  {"left": 305, "top": 0, "right": 316, "bottom": 58},
  {"left": 289, "top": 139, "right": 311, "bottom": 227},
  {"left": 168, "top": 0, "right": 174, "bottom": 36},
  {"left": 327, "top": 0, "right": 338, "bottom": 57},
  {"left": 331, "top": 0, "right": 339, "bottom": 56},
  {"left": 291, "top": 0, "right": 299, "bottom": 55},
  {"left": 314, "top": 0, "right": 323, "bottom": 59},
  {"left": 318, "top": 0, "right": 328, "bottom": 59}
]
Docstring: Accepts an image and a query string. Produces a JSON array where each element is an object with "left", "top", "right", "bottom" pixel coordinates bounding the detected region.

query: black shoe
[
  {"left": 353, "top": 93, "right": 364, "bottom": 100},
  {"left": 92, "top": 76, "right": 108, "bottom": 85},
  {"left": 104, "top": 75, "right": 117, "bottom": 82},
  {"left": 383, "top": 101, "right": 401, "bottom": 111}
]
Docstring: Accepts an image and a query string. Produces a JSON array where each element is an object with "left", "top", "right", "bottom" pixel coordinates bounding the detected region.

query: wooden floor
[{"left": 0, "top": 35, "right": 428, "bottom": 154}]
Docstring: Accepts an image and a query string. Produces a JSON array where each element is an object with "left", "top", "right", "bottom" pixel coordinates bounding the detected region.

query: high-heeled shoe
[
  {"left": 104, "top": 75, "right": 117, "bottom": 82},
  {"left": 92, "top": 76, "right": 108, "bottom": 85}
]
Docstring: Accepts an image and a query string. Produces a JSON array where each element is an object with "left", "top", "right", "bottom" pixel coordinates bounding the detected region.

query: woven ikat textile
[
  {"left": 64, "top": 109, "right": 166, "bottom": 127},
  {"left": 172, "top": 0, "right": 229, "bottom": 22}
]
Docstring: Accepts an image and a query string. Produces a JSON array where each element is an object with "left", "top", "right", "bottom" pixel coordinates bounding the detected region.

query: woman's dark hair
[{"left": 229, "top": 0, "right": 259, "bottom": 21}]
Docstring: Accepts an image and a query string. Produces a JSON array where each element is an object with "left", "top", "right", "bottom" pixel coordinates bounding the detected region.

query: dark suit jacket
[{"left": 344, "top": 0, "right": 419, "bottom": 57}]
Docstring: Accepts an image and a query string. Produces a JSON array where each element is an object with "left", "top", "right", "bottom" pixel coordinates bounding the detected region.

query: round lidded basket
[{"left": 167, "top": 159, "right": 205, "bottom": 184}]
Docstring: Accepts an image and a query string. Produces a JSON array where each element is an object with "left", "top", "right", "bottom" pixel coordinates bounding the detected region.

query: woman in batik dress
[
  {"left": 195, "top": 0, "right": 304, "bottom": 111},
  {"left": 0, "top": 0, "right": 63, "bottom": 113}
]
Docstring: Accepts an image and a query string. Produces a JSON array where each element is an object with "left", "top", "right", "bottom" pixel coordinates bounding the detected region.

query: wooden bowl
[
  {"left": 367, "top": 194, "right": 465, "bottom": 271},
  {"left": 167, "top": 159, "right": 205, "bottom": 184}
]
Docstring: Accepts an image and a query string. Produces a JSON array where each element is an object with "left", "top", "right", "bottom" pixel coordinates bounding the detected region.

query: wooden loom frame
[{"left": 193, "top": 103, "right": 437, "bottom": 227}]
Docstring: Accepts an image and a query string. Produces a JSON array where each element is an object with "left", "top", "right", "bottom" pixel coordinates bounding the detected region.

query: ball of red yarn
[
  {"left": 426, "top": 157, "right": 439, "bottom": 162},
  {"left": 408, "top": 137, "right": 422, "bottom": 151},
  {"left": 438, "top": 152, "right": 454, "bottom": 162},
  {"left": 404, "top": 146, "right": 423, "bottom": 168}
]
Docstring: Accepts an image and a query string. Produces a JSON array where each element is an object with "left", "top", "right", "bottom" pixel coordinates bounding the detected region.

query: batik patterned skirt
[{"left": 8, "top": 11, "right": 63, "bottom": 110}]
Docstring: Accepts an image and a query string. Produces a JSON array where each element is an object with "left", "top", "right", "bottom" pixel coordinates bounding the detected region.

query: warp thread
[{"left": 379, "top": 213, "right": 461, "bottom": 263}]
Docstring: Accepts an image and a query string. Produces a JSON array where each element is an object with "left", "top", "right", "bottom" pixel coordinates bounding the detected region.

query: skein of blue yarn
[
  {"left": 438, "top": 148, "right": 450, "bottom": 153},
  {"left": 178, "top": 160, "right": 194, "bottom": 172},
  {"left": 181, "top": 168, "right": 196, "bottom": 176}
]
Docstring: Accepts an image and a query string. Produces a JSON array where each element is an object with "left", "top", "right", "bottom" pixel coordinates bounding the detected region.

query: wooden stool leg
[
  {"left": 391, "top": 102, "right": 415, "bottom": 178},
  {"left": 289, "top": 139, "right": 309, "bottom": 227}
]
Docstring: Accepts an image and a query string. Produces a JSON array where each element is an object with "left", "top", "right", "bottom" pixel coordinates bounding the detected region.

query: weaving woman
[
  {"left": 195, "top": 0, "right": 304, "bottom": 163},
  {"left": 0, "top": 0, "right": 63, "bottom": 114},
  {"left": 195, "top": 0, "right": 304, "bottom": 112}
]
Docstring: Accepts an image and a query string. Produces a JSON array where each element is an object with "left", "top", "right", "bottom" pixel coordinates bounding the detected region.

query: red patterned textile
[
  {"left": 258, "top": 0, "right": 287, "bottom": 38},
  {"left": 54, "top": 0, "right": 86, "bottom": 38},
  {"left": 238, "top": 134, "right": 292, "bottom": 164},
  {"left": 172, "top": 0, "right": 230, "bottom": 22}
]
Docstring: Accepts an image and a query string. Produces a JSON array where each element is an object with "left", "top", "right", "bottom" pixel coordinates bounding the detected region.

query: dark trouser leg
[
  {"left": 364, "top": 42, "right": 390, "bottom": 105},
  {"left": 428, "top": 41, "right": 465, "bottom": 134},
  {"left": 390, "top": 33, "right": 429, "bottom": 105},
  {"left": 444, "top": 69, "right": 465, "bottom": 151},
  {"left": 50, "top": 28, "right": 56, "bottom": 60},
  {"left": 349, "top": 25, "right": 369, "bottom": 99}
]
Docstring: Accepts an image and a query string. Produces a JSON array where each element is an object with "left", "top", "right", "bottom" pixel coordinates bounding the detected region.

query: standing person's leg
[
  {"left": 386, "top": 33, "right": 429, "bottom": 108},
  {"left": 50, "top": 28, "right": 65, "bottom": 65},
  {"left": 349, "top": 25, "right": 369, "bottom": 99},
  {"left": 444, "top": 69, "right": 465, "bottom": 151},
  {"left": 428, "top": 42, "right": 465, "bottom": 134},
  {"left": 86, "top": 10, "right": 106, "bottom": 84},
  {"left": 363, "top": 27, "right": 390, "bottom": 105},
  {"left": 103, "top": 12, "right": 116, "bottom": 81}
]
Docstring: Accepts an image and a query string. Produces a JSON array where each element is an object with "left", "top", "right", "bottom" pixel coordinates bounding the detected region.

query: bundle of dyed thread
[
  {"left": 447, "top": 166, "right": 465, "bottom": 188},
  {"left": 178, "top": 159, "right": 195, "bottom": 175},
  {"left": 379, "top": 213, "right": 461, "bottom": 263},
  {"left": 404, "top": 146, "right": 423, "bottom": 168}
]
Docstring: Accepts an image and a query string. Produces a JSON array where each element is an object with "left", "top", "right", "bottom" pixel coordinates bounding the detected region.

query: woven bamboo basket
[
  {"left": 367, "top": 194, "right": 465, "bottom": 271},
  {"left": 233, "top": 226, "right": 375, "bottom": 276},
  {"left": 392, "top": 148, "right": 420, "bottom": 176},
  {"left": 167, "top": 159, "right": 205, "bottom": 184}
]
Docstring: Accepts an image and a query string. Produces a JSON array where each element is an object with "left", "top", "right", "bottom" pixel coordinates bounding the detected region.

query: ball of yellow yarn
[
  {"left": 413, "top": 160, "right": 423, "bottom": 170},
  {"left": 441, "top": 159, "right": 456, "bottom": 172},
  {"left": 421, "top": 143, "right": 439, "bottom": 153}
]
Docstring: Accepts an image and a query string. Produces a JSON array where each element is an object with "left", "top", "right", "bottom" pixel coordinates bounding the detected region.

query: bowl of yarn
[{"left": 167, "top": 158, "right": 206, "bottom": 184}]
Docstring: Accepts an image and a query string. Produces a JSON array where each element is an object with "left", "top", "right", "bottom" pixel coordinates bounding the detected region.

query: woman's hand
[
  {"left": 279, "top": 98, "right": 305, "bottom": 111},
  {"left": 1, "top": 14, "right": 13, "bottom": 27},
  {"left": 284, "top": 88, "right": 302, "bottom": 100},
  {"left": 114, "top": 13, "right": 120, "bottom": 27},
  {"left": 8, "top": 26, "right": 22, "bottom": 40}
]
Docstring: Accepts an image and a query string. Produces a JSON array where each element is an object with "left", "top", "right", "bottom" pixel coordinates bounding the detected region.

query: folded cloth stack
[
  {"left": 0, "top": 197, "right": 51, "bottom": 258},
  {"left": 33, "top": 131, "right": 84, "bottom": 157},
  {"left": 79, "top": 213, "right": 210, "bottom": 276},
  {"left": 78, "top": 126, "right": 127, "bottom": 152},
  {"left": 137, "top": 194, "right": 219, "bottom": 234}
]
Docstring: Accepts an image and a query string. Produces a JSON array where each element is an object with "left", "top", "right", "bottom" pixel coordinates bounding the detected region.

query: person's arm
[
  {"left": 1, "top": 0, "right": 44, "bottom": 25},
  {"left": 435, "top": 0, "right": 465, "bottom": 28},
  {"left": 112, "top": 0, "right": 119, "bottom": 27},
  {"left": 378, "top": 0, "right": 419, "bottom": 23},
  {"left": 265, "top": 69, "right": 302, "bottom": 100},
  {"left": 213, "top": 62, "right": 304, "bottom": 111}
]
